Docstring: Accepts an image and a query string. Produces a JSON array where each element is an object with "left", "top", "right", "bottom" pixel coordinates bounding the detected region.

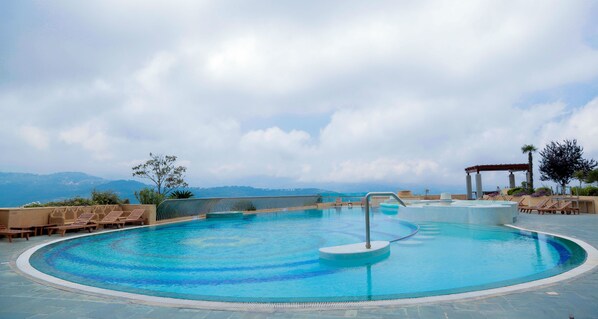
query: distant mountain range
[
  {"left": 0, "top": 171, "right": 466, "bottom": 207},
  {"left": 0, "top": 172, "right": 333, "bottom": 207}
]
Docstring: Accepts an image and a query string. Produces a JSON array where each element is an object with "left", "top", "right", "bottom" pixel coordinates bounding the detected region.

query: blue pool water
[{"left": 30, "top": 207, "right": 586, "bottom": 302}]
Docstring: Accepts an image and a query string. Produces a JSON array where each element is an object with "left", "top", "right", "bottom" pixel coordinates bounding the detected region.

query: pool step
[
  {"left": 418, "top": 225, "right": 439, "bottom": 230},
  {"left": 419, "top": 230, "right": 440, "bottom": 235}
]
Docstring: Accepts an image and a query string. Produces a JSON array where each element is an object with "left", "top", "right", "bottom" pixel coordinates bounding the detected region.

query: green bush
[
  {"left": 512, "top": 189, "right": 529, "bottom": 196},
  {"left": 134, "top": 188, "right": 165, "bottom": 205},
  {"left": 572, "top": 186, "right": 588, "bottom": 196},
  {"left": 41, "top": 197, "right": 95, "bottom": 207},
  {"left": 572, "top": 186, "right": 598, "bottom": 196},
  {"left": 91, "top": 189, "right": 122, "bottom": 205},
  {"left": 168, "top": 190, "right": 194, "bottom": 199},
  {"left": 23, "top": 201, "right": 44, "bottom": 208},
  {"left": 531, "top": 187, "right": 552, "bottom": 197},
  {"left": 507, "top": 187, "right": 523, "bottom": 195},
  {"left": 22, "top": 190, "right": 130, "bottom": 208}
]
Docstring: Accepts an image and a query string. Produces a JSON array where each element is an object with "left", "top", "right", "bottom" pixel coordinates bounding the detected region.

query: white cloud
[
  {"left": 540, "top": 98, "right": 598, "bottom": 153},
  {"left": 1, "top": 0, "right": 598, "bottom": 191},
  {"left": 19, "top": 126, "right": 50, "bottom": 150},
  {"left": 59, "top": 123, "right": 114, "bottom": 160}
]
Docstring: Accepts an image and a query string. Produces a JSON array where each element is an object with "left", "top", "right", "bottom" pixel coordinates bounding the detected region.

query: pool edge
[{"left": 14, "top": 223, "right": 598, "bottom": 311}]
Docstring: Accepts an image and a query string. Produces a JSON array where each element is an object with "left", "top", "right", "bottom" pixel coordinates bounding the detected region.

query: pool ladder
[{"left": 364, "top": 192, "right": 406, "bottom": 249}]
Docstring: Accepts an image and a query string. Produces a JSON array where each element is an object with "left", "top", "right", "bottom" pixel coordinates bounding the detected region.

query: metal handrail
[{"left": 364, "top": 192, "right": 407, "bottom": 249}]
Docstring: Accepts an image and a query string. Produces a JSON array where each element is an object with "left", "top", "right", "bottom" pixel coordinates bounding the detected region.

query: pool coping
[{"left": 14, "top": 222, "right": 598, "bottom": 311}]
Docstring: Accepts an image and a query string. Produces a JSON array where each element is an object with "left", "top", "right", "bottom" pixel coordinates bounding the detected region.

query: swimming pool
[{"left": 25, "top": 207, "right": 587, "bottom": 304}]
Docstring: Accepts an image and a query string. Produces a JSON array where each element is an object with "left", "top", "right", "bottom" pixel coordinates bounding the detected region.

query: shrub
[
  {"left": 588, "top": 186, "right": 598, "bottom": 196},
  {"left": 23, "top": 201, "right": 44, "bottom": 208},
  {"left": 572, "top": 187, "right": 587, "bottom": 196},
  {"left": 531, "top": 187, "right": 552, "bottom": 197},
  {"left": 134, "top": 188, "right": 165, "bottom": 206},
  {"left": 512, "top": 189, "right": 530, "bottom": 196},
  {"left": 507, "top": 187, "right": 523, "bottom": 195},
  {"left": 169, "top": 190, "right": 194, "bottom": 199},
  {"left": 91, "top": 189, "right": 122, "bottom": 205},
  {"left": 44, "top": 197, "right": 96, "bottom": 206}
]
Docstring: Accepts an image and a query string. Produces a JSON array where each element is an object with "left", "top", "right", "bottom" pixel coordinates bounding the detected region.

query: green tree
[
  {"left": 134, "top": 188, "right": 166, "bottom": 205},
  {"left": 586, "top": 169, "right": 598, "bottom": 184},
  {"left": 539, "top": 139, "right": 597, "bottom": 194},
  {"left": 91, "top": 189, "right": 122, "bottom": 205},
  {"left": 132, "top": 153, "right": 188, "bottom": 195},
  {"left": 573, "top": 170, "right": 587, "bottom": 196},
  {"left": 521, "top": 144, "right": 537, "bottom": 191}
]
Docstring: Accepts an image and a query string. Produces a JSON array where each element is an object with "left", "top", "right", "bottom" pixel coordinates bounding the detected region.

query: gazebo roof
[{"left": 465, "top": 164, "right": 529, "bottom": 174}]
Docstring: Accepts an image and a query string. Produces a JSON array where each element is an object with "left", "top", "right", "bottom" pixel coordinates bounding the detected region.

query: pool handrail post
[{"left": 364, "top": 192, "right": 407, "bottom": 249}]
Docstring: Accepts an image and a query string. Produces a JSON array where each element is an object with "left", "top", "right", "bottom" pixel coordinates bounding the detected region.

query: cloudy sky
[{"left": 1, "top": 0, "right": 597, "bottom": 193}]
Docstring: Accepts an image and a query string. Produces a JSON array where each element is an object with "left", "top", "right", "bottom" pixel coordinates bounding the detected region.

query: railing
[
  {"left": 318, "top": 192, "right": 367, "bottom": 203},
  {"left": 364, "top": 192, "right": 406, "bottom": 249}
]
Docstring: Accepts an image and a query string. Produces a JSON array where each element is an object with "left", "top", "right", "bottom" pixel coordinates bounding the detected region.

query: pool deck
[{"left": 2, "top": 213, "right": 598, "bottom": 318}]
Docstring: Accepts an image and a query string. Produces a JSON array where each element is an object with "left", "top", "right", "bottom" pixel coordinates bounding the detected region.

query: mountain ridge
[{"left": 0, "top": 172, "right": 335, "bottom": 207}]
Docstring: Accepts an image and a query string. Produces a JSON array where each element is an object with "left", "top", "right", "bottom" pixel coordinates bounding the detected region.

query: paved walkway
[{"left": 1, "top": 214, "right": 598, "bottom": 319}]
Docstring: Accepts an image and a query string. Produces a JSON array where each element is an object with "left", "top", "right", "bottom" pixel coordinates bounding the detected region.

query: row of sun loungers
[
  {"left": 519, "top": 198, "right": 579, "bottom": 215},
  {"left": 47, "top": 209, "right": 146, "bottom": 237},
  {"left": 1, "top": 209, "right": 147, "bottom": 242}
]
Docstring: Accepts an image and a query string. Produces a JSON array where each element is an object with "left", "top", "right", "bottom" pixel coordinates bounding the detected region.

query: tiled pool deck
[{"left": 2, "top": 213, "right": 598, "bottom": 319}]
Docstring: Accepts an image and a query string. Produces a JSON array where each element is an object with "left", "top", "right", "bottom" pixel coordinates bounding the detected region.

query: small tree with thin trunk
[
  {"left": 539, "top": 139, "right": 597, "bottom": 194},
  {"left": 132, "top": 153, "right": 188, "bottom": 195},
  {"left": 573, "top": 170, "right": 587, "bottom": 196},
  {"left": 521, "top": 144, "right": 537, "bottom": 191},
  {"left": 586, "top": 169, "right": 598, "bottom": 185}
]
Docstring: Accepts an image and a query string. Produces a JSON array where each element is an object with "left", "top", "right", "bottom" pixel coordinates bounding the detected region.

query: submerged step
[{"left": 206, "top": 211, "right": 244, "bottom": 219}]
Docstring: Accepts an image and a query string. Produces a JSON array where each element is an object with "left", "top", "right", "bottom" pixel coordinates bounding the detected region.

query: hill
[
  {"left": 0, "top": 172, "right": 333, "bottom": 207},
  {"left": 0, "top": 172, "right": 147, "bottom": 207}
]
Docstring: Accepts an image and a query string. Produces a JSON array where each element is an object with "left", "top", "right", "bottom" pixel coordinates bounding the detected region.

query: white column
[
  {"left": 509, "top": 172, "right": 515, "bottom": 188},
  {"left": 466, "top": 174, "right": 473, "bottom": 200},
  {"left": 475, "top": 173, "right": 483, "bottom": 199}
]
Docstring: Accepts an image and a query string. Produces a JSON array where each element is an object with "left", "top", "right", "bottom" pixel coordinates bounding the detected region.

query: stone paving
[{"left": 1, "top": 213, "right": 598, "bottom": 319}]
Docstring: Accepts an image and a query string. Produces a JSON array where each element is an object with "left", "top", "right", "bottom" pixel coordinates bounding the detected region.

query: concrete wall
[
  {"left": 0, "top": 207, "right": 55, "bottom": 228},
  {"left": 398, "top": 202, "right": 519, "bottom": 225}
]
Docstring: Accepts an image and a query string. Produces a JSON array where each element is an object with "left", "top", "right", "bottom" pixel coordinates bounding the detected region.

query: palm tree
[{"left": 521, "top": 144, "right": 537, "bottom": 191}]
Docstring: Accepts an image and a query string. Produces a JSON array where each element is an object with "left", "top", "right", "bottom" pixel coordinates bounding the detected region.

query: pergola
[{"left": 464, "top": 164, "right": 530, "bottom": 199}]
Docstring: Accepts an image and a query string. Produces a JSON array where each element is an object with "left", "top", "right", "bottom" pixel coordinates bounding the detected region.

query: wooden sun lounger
[
  {"left": 120, "top": 209, "right": 146, "bottom": 225},
  {"left": 47, "top": 212, "right": 97, "bottom": 237},
  {"left": 520, "top": 197, "right": 551, "bottom": 213},
  {"left": 97, "top": 211, "right": 125, "bottom": 228},
  {"left": 539, "top": 201, "right": 580, "bottom": 215},
  {"left": 536, "top": 201, "right": 559, "bottom": 214},
  {"left": 0, "top": 225, "right": 33, "bottom": 243}
]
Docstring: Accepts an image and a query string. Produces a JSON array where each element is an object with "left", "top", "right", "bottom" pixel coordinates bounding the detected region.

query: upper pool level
[{"left": 381, "top": 199, "right": 519, "bottom": 225}]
